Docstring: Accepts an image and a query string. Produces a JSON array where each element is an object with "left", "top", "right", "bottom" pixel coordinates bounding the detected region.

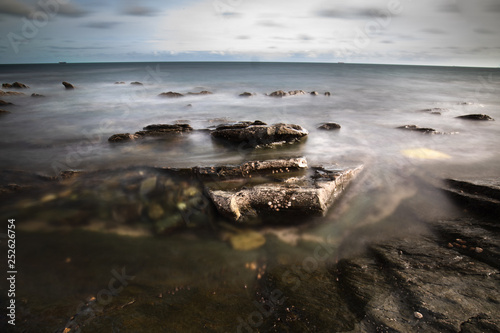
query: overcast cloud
[{"left": 0, "top": 0, "right": 498, "bottom": 66}]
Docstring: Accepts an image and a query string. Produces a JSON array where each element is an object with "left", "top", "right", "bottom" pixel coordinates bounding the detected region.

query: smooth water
[{"left": 1, "top": 62, "right": 499, "bottom": 177}]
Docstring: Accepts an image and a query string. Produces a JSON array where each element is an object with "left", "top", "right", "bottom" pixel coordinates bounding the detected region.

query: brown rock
[
  {"left": 62, "top": 81, "right": 75, "bottom": 89},
  {"left": 268, "top": 90, "right": 289, "bottom": 97},
  {"left": 159, "top": 91, "right": 184, "bottom": 98},
  {"left": 0, "top": 100, "right": 13, "bottom": 106},
  {"left": 318, "top": 123, "right": 341, "bottom": 130}
]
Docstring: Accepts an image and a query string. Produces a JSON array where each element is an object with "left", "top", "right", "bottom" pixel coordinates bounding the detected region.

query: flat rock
[
  {"left": 397, "top": 125, "right": 457, "bottom": 135},
  {"left": 441, "top": 178, "right": 500, "bottom": 217},
  {"left": 31, "top": 93, "right": 45, "bottom": 97},
  {"left": 187, "top": 91, "right": 212, "bottom": 95},
  {"left": 318, "top": 122, "right": 341, "bottom": 130},
  {"left": 0, "top": 90, "right": 25, "bottom": 96},
  {"left": 62, "top": 81, "right": 75, "bottom": 89},
  {"left": 456, "top": 114, "right": 494, "bottom": 121},
  {"left": 130, "top": 81, "right": 143, "bottom": 85},
  {"left": 207, "top": 161, "right": 363, "bottom": 222},
  {"left": 108, "top": 133, "right": 141, "bottom": 142},
  {"left": 211, "top": 121, "right": 308, "bottom": 148},
  {"left": 159, "top": 91, "right": 184, "bottom": 98},
  {"left": 108, "top": 124, "right": 193, "bottom": 142},
  {"left": 0, "top": 100, "right": 13, "bottom": 106}
]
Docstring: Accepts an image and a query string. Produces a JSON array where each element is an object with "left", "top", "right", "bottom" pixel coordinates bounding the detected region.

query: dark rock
[
  {"left": 114, "top": 81, "right": 126, "bottom": 84},
  {"left": 159, "top": 91, "right": 184, "bottom": 98},
  {"left": 288, "top": 90, "right": 306, "bottom": 96},
  {"left": 0, "top": 109, "right": 10, "bottom": 114},
  {"left": 130, "top": 81, "right": 143, "bottom": 85},
  {"left": 187, "top": 91, "right": 213, "bottom": 95},
  {"left": 310, "top": 91, "right": 319, "bottom": 96},
  {"left": 239, "top": 92, "right": 255, "bottom": 97},
  {"left": 456, "top": 114, "right": 494, "bottom": 121},
  {"left": 3, "top": 82, "right": 29, "bottom": 89},
  {"left": 206, "top": 161, "right": 363, "bottom": 222},
  {"left": 397, "top": 125, "right": 438, "bottom": 134},
  {"left": 62, "top": 81, "right": 75, "bottom": 89},
  {"left": 2, "top": 83, "right": 12, "bottom": 89},
  {"left": 0, "top": 100, "right": 13, "bottom": 106},
  {"left": 441, "top": 178, "right": 500, "bottom": 217},
  {"left": 268, "top": 90, "right": 289, "bottom": 97},
  {"left": 108, "top": 133, "right": 141, "bottom": 142},
  {"left": 211, "top": 122, "right": 308, "bottom": 147},
  {"left": 0, "top": 90, "right": 25, "bottom": 96},
  {"left": 318, "top": 122, "right": 341, "bottom": 130},
  {"left": 324, "top": 91, "right": 331, "bottom": 96},
  {"left": 31, "top": 93, "right": 45, "bottom": 98}
]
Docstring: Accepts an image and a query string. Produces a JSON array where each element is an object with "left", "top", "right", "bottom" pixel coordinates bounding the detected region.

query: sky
[{"left": 0, "top": 0, "right": 499, "bottom": 66}]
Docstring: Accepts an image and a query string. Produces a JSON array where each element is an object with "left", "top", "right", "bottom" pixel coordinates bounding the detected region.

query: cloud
[
  {"left": 123, "top": 5, "right": 155, "bottom": 16},
  {"left": 0, "top": 0, "right": 32, "bottom": 17},
  {"left": 82, "top": 21, "right": 121, "bottom": 29},
  {"left": 316, "top": 6, "right": 389, "bottom": 19}
]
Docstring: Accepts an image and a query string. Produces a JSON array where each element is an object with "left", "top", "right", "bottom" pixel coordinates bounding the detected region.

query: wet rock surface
[
  {"left": 159, "top": 91, "right": 184, "bottom": 97},
  {"left": 211, "top": 121, "right": 308, "bottom": 148},
  {"left": 318, "top": 122, "right": 341, "bottom": 130},
  {"left": 0, "top": 100, "right": 13, "bottom": 106},
  {"left": 3, "top": 82, "right": 29, "bottom": 88},
  {"left": 0, "top": 90, "right": 26, "bottom": 96},
  {"left": 239, "top": 92, "right": 255, "bottom": 97},
  {"left": 397, "top": 125, "right": 457, "bottom": 135},
  {"left": 456, "top": 114, "right": 494, "bottom": 121},
  {"left": 62, "top": 81, "right": 75, "bottom": 89},
  {"left": 108, "top": 123, "right": 193, "bottom": 142}
]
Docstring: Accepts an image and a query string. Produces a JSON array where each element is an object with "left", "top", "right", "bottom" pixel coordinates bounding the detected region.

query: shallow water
[{"left": 1, "top": 62, "right": 499, "bottom": 332}]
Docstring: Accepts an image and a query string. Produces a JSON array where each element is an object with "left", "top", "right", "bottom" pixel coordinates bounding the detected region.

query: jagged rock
[
  {"left": 206, "top": 163, "right": 363, "bottom": 222},
  {"left": 31, "top": 93, "right": 45, "bottom": 98},
  {"left": 108, "top": 133, "right": 141, "bottom": 142},
  {"left": 187, "top": 91, "right": 213, "bottom": 95},
  {"left": 211, "top": 121, "right": 308, "bottom": 147},
  {"left": 130, "top": 81, "right": 143, "bottom": 85},
  {"left": 239, "top": 92, "right": 255, "bottom": 97},
  {"left": 324, "top": 91, "right": 331, "bottom": 96},
  {"left": 62, "top": 81, "right": 75, "bottom": 89},
  {"left": 269, "top": 90, "right": 289, "bottom": 97},
  {"left": 159, "top": 91, "right": 184, "bottom": 98},
  {"left": 318, "top": 123, "right": 341, "bottom": 130},
  {"left": 0, "top": 100, "right": 13, "bottom": 106},
  {"left": 310, "top": 91, "right": 319, "bottom": 96},
  {"left": 3, "top": 82, "right": 29, "bottom": 89},
  {"left": 0, "top": 90, "right": 25, "bottom": 96},
  {"left": 456, "top": 114, "right": 494, "bottom": 121},
  {"left": 288, "top": 90, "right": 306, "bottom": 96}
]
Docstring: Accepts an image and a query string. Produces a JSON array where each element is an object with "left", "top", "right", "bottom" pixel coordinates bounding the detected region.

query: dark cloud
[
  {"left": 0, "top": 0, "right": 32, "bottom": 17},
  {"left": 421, "top": 28, "right": 447, "bottom": 35},
  {"left": 82, "top": 21, "right": 121, "bottom": 29},
  {"left": 123, "top": 6, "right": 155, "bottom": 16},
  {"left": 316, "top": 7, "right": 390, "bottom": 19},
  {"left": 474, "top": 28, "right": 495, "bottom": 34}
]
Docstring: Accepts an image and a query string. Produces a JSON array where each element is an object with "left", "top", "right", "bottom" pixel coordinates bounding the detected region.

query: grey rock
[
  {"left": 239, "top": 92, "right": 255, "bottom": 97},
  {"left": 324, "top": 91, "right": 331, "bottom": 96},
  {"left": 310, "top": 91, "right": 319, "bottom": 96},
  {"left": 456, "top": 114, "right": 494, "bottom": 121},
  {"left": 108, "top": 133, "right": 141, "bottom": 142},
  {"left": 288, "top": 90, "right": 306, "bottom": 96},
  {"left": 159, "top": 91, "right": 184, "bottom": 98},
  {"left": 0, "top": 100, "right": 13, "bottom": 106},
  {"left": 269, "top": 90, "right": 289, "bottom": 97},
  {"left": 31, "top": 93, "right": 45, "bottom": 98},
  {"left": 130, "top": 81, "right": 143, "bottom": 85},
  {"left": 211, "top": 121, "right": 308, "bottom": 147},
  {"left": 397, "top": 125, "right": 439, "bottom": 134}
]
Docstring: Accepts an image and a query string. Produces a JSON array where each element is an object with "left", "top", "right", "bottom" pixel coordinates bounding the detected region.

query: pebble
[
  {"left": 475, "top": 247, "right": 483, "bottom": 253},
  {"left": 414, "top": 311, "right": 423, "bottom": 319}
]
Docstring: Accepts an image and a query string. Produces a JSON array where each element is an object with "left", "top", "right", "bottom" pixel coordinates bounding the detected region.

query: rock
[
  {"left": 108, "top": 133, "right": 141, "bottom": 142},
  {"left": 2, "top": 82, "right": 29, "bottom": 89},
  {"left": 318, "top": 123, "right": 341, "bottom": 130},
  {"left": 324, "top": 91, "right": 331, "bottom": 96},
  {"left": 0, "top": 109, "right": 11, "bottom": 114},
  {"left": 62, "top": 81, "right": 75, "bottom": 89},
  {"left": 397, "top": 125, "right": 439, "bottom": 134},
  {"left": 159, "top": 91, "right": 184, "bottom": 98},
  {"left": 187, "top": 91, "right": 213, "bottom": 95},
  {"left": 268, "top": 90, "right": 289, "bottom": 98},
  {"left": 310, "top": 91, "right": 319, "bottom": 96},
  {"left": 0, "top": 90, "right": 25, "bottom": 96},
  {"left": 288, "top": 90, "right": 306, "bottom": 96},
  {"left": 0, "top": 100, "right": 13, "bottom": 106},
  {"left": 456, "top": 114, "right": 494, "bottom": 121},
  {"left": 206, "top": 162, "right": 363, "bottom": 222},
  {"left": 239, "top": 92, "right": 255, "bottom": 97},
  {"left": 211, "top": 122, "right": 308, "bottom": 148},
  {"left": 31, "top": 93, "right": 45, "bottom": 98},
  {"left": 130, "top": 81, "right": 143, "bottom": 85},
  {"left": 414, "top": 312, "right": 423, "bottom": 319},
  {"left": 136, "top": 123, "right": 193, "bottom": 137},
  {"left": 114, "top": 81, "right": 126, "bottom": 84}
]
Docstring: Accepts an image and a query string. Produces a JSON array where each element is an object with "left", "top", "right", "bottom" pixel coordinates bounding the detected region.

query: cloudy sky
[{"left": 0, "top": 0, "right": 499, "bottom": 66}]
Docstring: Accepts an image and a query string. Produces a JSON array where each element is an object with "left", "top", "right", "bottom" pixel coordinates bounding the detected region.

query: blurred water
[{"left": 0, "top": 62, "right": 499, "bottom": 178}]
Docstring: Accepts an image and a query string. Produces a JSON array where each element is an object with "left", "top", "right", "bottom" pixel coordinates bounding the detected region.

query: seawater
[{"left": 1, "top": 62, "right": 499, "bottom": 178}]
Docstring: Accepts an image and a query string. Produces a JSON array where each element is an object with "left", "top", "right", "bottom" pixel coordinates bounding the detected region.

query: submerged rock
[
  {"left": 130, "top": 81, "right": 143, "bottom": 85},
  {"left": 108, "top": 133, "right": 141, "bottom": 142},
  {"left": 269, "top": 90, "right": 289, "bottom": 97},
  {"left": 456, "top": 114, "right": 494, "bottom": 121},
  {"left": 206, "top": 161, "right": 363, "bottom": 223},
  {"left": 397, "top": 125, "right": 439, "bottom": 134},
  {"left": 62, "top": 81, "right": 75, "bottom": 89},
  {"left": 187, "top": 91, "right": 213, "bottom": 95},
  {"left": 0, "top": 90, "right": 25, "bottom": 96},
  {"left": 0, "top": 100, "right": 13, "bottom": 106},
  {"left": 288, "top": 90, "right": 306, "bottom": 96},
  {"left": 159, "top": 91, "right": 184, "bottom": 98},
  {"left": 109, "top": 124, "right": 193, "bottom": 142},
  {"left": 211, "top": 121, "right": 308, "bottom": 148},
  {"left": 324, "top": 91, "right": 331, "bottom": 96},
  {"left": 239, "top": 92, "right": 255, "bottom": 97},
  {"left": 310, "top": 91, "right": 319, "bottom": 96},
  {"left": 31, "top": 93, "right": 45, "bottom": 98},
  {"left": 114, "top": 81, "right": 126, "bottom": 84},
  {"left": 318, "top": 122, "right": 341, "bottom": 130},
  {"left": 0, "top": 109, "right": 10, "bottom": 114}
]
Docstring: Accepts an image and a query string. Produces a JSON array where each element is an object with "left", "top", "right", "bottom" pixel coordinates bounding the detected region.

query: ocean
[{"left": 1, "top": 62, "right": 500, "bottom": 332}]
